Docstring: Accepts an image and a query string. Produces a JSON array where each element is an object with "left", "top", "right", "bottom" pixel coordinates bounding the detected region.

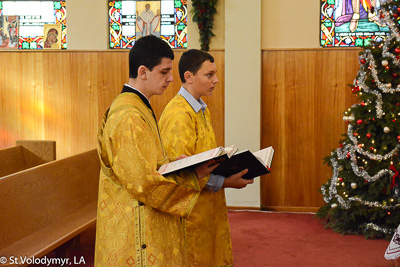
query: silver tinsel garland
[
  {"left": 365, "top": 223, "right": 394, "bottom": 235},
  {"left": 364, "top": 53, "right": 400, "bottom": 94},
  {"left": 356, "top": 76, "right": 384, "bottom": 118},
  {"left": 347, "top": 125, "right": 400, "bottom": 161},
  {"left": 381, "top": 7, "right": 400, "bottom": 43},
  {"left": 382, "top": 35, "right": 400, "bottom": 66},
  {"left": 323, "top": 143, "right": 397, "bottom": 207}
]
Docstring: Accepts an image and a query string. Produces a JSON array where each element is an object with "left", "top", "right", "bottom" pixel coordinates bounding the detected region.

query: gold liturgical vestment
[
  {"left": 95, "top": 91, "right": 205, "bottom": 267},
  {"left": 159, "top": 94, "right": 233, "bottom": 267}
]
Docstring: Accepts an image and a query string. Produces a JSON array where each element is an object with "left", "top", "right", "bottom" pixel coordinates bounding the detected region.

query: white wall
[
  {"left": 224, "top": 0, "right": 261, "bottom": 207},
  {"left": 67, "top": 0, "right": 108, "bottom": 50},
  {"left": 262, "top": 0, "right": 320, "bottom": 49}
]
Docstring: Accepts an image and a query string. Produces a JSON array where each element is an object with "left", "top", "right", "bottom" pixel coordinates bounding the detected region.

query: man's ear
[
  {"left": 184, "top": 71, "right": 194, "bottom": 84},
  {"left": 138, "top": 65, "right": 148, "bottom": 80}
]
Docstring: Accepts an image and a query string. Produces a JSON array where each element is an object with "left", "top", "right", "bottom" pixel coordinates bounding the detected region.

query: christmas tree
[{"left": 317, "top": 1, "right": 400, "bottom": 239}]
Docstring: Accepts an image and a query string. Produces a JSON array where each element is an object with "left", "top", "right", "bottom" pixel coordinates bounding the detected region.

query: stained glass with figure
[
  {"left": 109, "top": 0, "right": 187, "bottom": 49},
  {"left": 0, "top": 0, "right": 66, "bottom": 49},
  {"left": 321, "top": 0, "right": 390, "bottom": 47}
]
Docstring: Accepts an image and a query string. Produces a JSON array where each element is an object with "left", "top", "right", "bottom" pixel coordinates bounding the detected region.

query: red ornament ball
[
  {"left": 395, "top": 48, "right": 400, "bottom": 54},
  {"left": 397, "top": 135, "right": 400, "bottom": 141},
  {"left": 360, "top": 59, "right": 366, "bottom": 64},
  {"left": 393, "top": 74, "right": 398, "bottom": 78},
  {"left": 361, "top": 102, "right": 365, "bottom": 106},
  {"left": 395, "top": 13, "right": 399, "bottom": 18},
  {"left": 366, "top": 133, "right": 371, "bottom": 138},
  {"left": 357, "top": 119, "right": 363, "bottom": 125}
]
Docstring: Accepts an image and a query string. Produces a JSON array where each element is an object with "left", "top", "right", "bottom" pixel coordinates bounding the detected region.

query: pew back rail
[{"left": 0, "top": 141, "right": 56, "bottom": 178}]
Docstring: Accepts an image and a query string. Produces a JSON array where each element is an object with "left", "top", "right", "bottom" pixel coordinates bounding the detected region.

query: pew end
[
  {"left": 0, "top": 149, "right": 100, "bottom": 266},
  {"left": 0, "top": 141, "right": 56, "bottom": 178}
]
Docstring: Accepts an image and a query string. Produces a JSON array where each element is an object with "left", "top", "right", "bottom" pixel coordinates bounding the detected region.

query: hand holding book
[
  {"left": 212, "top": 146, "right": 274, "bottom": 180},
  {"left": 222, "top": 169, "right": 254, "bottom": 189},
  {"left": 194, "top": 159, "right": 220, "bottom": 180}
]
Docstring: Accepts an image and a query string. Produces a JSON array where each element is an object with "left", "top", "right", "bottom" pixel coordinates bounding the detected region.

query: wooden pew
[
  {"left": 0, "top": 149, "right": 100, "bottom": 266},
  {"left": 0, "top": 140, "right": 56, "bottom": 178}
]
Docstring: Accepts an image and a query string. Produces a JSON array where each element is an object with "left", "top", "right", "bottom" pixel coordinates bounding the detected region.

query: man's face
[
  {"left": 191, "top": 60, "right": 219, "bottom": 98},
  {"left": 146, "top": 57, "right": 174, "bottom": 96},
  {"left": 145, "top": 4, "right": 150, "bottom": 10}
]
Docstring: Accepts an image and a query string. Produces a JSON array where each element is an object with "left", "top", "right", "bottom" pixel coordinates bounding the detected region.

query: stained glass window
[
  {"left": 321, "top": 0, "right": 390, "bottom": 47},
  {"left": 0, "top": 0, "right": 66, "bottom": 49},
  {"left": 109, "top": 0, "right": 187, "bottom": 49}
]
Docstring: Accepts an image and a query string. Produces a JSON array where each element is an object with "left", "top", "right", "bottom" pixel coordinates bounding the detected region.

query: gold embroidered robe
[
  {"left": 159, "top": 95, "right": 233, "bottom": 267},
  {"left": 95, "top": 92, "right": 204, "bottom": 267}
]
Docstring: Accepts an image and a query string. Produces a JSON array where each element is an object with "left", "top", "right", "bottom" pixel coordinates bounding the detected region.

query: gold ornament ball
[{"left": 384, "top": 127, "right": 390, "bottom": 133}]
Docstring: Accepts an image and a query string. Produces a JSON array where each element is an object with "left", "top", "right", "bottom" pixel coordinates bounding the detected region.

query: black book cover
[{"left": 212, "top": 150, "right": 270, "bottom": 180}]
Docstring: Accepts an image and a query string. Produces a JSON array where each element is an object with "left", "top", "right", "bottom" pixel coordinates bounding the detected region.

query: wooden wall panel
[
  {"left": 261, "top": 49, "right": 360, "bottom": 211},
  {"left": 0, "top": 51, "right": 225, "bottom": 159}
]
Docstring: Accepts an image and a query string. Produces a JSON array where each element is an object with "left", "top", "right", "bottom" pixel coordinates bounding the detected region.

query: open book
[
  {"left": 158, "top": 145, "right": 238, "bottom": 176},
  {"left": 212, "top": 146, "right": 274, "bottom": 180}
]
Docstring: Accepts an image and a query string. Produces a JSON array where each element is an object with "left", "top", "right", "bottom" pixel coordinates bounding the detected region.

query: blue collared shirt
[
  {"left": 178, "top": 87, "right": 207, "bottom": 113},
  {"left": 178, "top": 87, "right": 225, "bottom": 192}
]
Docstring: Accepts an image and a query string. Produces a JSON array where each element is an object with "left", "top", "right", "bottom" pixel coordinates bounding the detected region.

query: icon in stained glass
[{"left": 321, "top": 0, "right": 390, "bottom": 47}]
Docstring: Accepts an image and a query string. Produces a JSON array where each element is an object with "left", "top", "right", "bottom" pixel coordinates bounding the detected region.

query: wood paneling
[
  {"left": 0, "top": 51, "right": 225, "bottom": 159},
  {"left": 261, "top": 49, "right": 360, "bottom": 210}
]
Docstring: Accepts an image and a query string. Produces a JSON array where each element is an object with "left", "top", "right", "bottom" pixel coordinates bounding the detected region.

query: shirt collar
[
  {"left": 178, "top": 86, "right": 207, "bottom": 113},
  {"left": 123, "top": 83, "right": 150, "bottom": 103},
  {"left": 121, "top": 83, "right": 156, "bottom": 121}
]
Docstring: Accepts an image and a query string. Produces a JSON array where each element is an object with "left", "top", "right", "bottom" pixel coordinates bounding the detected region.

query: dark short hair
[
  {"left": 178, "top": 49, "right": 214, "bottom": 83},
  {"left": 129, "top": 35, "right": 174, "bottom": 78}
]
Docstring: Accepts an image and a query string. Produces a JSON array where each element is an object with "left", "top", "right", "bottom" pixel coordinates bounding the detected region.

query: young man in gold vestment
[
  {"left": 159, "top": 49, "right": 254, "bottom": 266},
  {"left": 95, "top": 37, "right": 218, "bottom": 267}
]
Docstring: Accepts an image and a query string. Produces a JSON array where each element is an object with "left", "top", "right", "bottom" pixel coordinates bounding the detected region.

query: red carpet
[
  {"left": 40, "top": 210, "right": 396, "bottom": 266},
  {"left": 228, "top": 210, "right": 394, "bottom": 267}
]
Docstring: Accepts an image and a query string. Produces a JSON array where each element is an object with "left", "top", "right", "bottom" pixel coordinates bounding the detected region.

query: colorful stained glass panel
[
  {"left": 0, "top": 0, "right": 66, "bottom": 49},
  {"left": 109, "top": 0, "right": 187, "bottom": 49},
  {"left": 321, "top": 0, "right": 390, "bottom": 47}
]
